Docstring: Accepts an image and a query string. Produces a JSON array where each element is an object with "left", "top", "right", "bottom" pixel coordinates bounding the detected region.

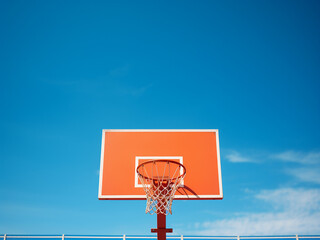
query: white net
[{"left": 137, "top": 160, "right": 186, "bottom": 215}]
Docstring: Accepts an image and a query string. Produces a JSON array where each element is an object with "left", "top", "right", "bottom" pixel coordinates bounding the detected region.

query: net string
[{"left": 137, "top": 160, "right": 186, "bottom": 215}]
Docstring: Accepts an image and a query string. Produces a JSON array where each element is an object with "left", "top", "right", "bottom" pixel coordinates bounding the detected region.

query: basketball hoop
[{"left": 136, "top": 159, "right": 186, "bottom": 215}]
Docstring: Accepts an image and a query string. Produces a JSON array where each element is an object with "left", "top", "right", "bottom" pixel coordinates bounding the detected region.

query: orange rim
[{"left": 136, "top": 159, "right": 186, "bottom": 182}]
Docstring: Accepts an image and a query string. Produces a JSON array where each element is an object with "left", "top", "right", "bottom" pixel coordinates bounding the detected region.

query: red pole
[{"left": 151, "top": 212, "right": 172, "bottom": 240}]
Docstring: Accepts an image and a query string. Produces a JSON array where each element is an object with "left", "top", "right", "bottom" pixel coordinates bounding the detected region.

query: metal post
[
  {"left": 157, "top": 213, "right": 167, "bottom": 240},
  {"left": 123, "top": 235, "right": 126, "bottom": 240},
  {"left": 151, "top": 213, "right": 173, "bottom": 240},
  {"left": 4, "top": 234, "right": 6, "bottom": 240},
  {"left": 181, "top": 235, "right": 183, "bottom": 240},
  {"left": 296, "top": 235, "right": 299, "bottom": 240}
]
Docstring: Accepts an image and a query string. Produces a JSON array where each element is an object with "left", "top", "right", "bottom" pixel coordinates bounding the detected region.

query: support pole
[{"left": 151, "top": 212, "right": 172, "bottom": 240}]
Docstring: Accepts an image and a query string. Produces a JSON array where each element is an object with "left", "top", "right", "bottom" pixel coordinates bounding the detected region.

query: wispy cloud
[
  {"left": 285, "top": 167, "right": 320, "bottom": 184},
  {"left": 108, "top": 65, "right": 130, "bottom": 77},
  {"left": 255, "top": 188, "right": 320, "bottom": 212},
  {"left": 106, "top": 65, "right": 153, "bottom": 97},
  {"left": 271, "top": 150, "right": 320, "bottom": 184},
  {"left": 115, "top": 83, "right": 153, "bottom": 97},
  {"left": 182, "top": 188, "right": 320, "bottom": 235},
  {"left": 225, "top": 151, "right": 258, "bottom": 163},
  {"left": 0, "top": 202, "right": 66, "bottom": 218},
  {"left": 225, "top": 150, "right": 320, "bottom": 165},
  {"left": 41, "top": 64, "right": 153, "bottom": 97},
  {"left": 272, "top": 151, "right": 320, "bottom": 164}
]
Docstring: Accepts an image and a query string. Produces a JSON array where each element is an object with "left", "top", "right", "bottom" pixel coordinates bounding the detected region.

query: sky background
[{"left": 1, "top": 0, "right": 320, "bottom": 236}]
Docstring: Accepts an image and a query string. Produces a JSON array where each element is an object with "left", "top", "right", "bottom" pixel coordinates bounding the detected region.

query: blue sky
[{"left": 1, "top": 0, "right": 320, "bottom": 236}]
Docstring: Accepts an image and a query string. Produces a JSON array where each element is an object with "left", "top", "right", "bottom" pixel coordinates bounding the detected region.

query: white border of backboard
[{"left": 98, "top": 129, "right": 223, "bottom": 200}]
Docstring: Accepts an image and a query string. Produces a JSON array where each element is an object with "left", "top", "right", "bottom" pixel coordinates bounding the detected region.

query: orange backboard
[{"left": 98, "top": 129, "right": 223, "bottom": 200}]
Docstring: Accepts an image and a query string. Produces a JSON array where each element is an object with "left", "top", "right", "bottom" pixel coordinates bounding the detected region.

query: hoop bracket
[{"left": 151, "top": 228, "right": 173, "bottom": 233}]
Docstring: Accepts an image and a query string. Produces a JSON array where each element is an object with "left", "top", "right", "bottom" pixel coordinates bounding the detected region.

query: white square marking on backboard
[{"left": 135, "top": 156, "right": 184, "bottom": 188}]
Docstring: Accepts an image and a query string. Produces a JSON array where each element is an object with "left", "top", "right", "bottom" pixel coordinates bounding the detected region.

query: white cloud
[
  {"left": 193, "top": 211, "right": 320, "bottom": 236},
  {"left": 108, "top": 65, "right": 130, "bottom": 77},
  {"left": 117, "top": 83, "right": 153, "bottom": 97},
  {"left": 184, "top": 188, "right": 320, "bottom": 235},
  {"left": 271, "top": 151, "right": 320, "bottom": 184},
  {"left": 256, "top": 188, "right": 320, "bottom": 212},
  {"left": 272, "top": 151, "right": 320, "bottom": 164},
  {"left": 225, "top": 151, "right": 257, "bottom": 163},
  {"left": 286, "top": 167, "right": 320, "bottom": 184},
  {"left": 226, "top": 150, "right": 320, "bottom": 165}
]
